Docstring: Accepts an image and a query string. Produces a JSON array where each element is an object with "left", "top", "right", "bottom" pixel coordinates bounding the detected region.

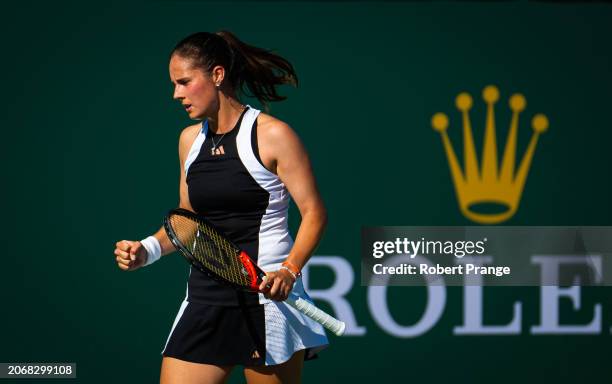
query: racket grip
[{"left": 286, "top": 293, "right": 346, "bottom": 336}]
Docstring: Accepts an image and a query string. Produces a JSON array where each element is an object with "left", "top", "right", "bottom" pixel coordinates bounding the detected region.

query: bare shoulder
[
  {"left": 256, "top": 112, "right": 299, "bottom": 143},
  {"left": 179, "top": 123, "right": 201, "bottom": 143},
  {"left": 179, "top": 122, "right": 202, "bottom": 160}
]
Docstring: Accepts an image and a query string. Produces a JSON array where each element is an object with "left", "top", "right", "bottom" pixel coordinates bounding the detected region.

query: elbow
[
  {"left": 302, "top": 200, "right": 328, "bottom": 229},
  {"left": 317, "top": 203, "right": 328, "bottom": 230}
]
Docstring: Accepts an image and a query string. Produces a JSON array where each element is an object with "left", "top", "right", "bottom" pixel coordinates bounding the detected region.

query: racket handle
[{"left": 286, "top": 293, "right": 346, "bottom": 336}]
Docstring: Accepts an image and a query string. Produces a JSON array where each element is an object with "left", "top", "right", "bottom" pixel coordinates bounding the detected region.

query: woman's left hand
[{"left": 259, "top": 268, "right": 296, "bottom": 301}]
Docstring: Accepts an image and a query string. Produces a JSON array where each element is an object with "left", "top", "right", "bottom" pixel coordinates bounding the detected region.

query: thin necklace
[
  {"left": 210, "top": 131, "right": 227, "bottom": 154},
  {"left": 210, "top": 106, "right": 247, "bottom": 154}
]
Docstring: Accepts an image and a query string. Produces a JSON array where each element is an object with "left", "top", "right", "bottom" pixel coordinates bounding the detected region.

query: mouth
[{"left": 183, "top": 104, "right": 193, "bottom": 112}]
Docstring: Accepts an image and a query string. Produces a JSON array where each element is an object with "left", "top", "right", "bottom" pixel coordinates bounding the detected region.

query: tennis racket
[{"left": 163, "top": 208, "right": 346, "bottom": 336}]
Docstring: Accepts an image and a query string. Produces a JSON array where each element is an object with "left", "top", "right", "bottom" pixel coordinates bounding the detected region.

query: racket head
[{"left": 164, "top": 208, "right": 265, "bottom": 292}]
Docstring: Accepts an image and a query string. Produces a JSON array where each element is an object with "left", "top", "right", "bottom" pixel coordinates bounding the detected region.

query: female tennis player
[{"left": 113, "top": 31, "right": 329, "bottom": 383}]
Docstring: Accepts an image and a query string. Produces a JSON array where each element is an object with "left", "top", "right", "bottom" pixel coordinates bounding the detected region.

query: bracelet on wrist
[
  {"left": 281, "top": 261, "right": 302, "bottom": 278},
  {"left": 279, "top": 266, "right": 297, "bottom": 281}
]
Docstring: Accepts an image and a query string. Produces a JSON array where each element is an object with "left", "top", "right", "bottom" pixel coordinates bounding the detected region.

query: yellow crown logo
[{"left": 431, "top": 85, "right": 549, "bottom": 224}]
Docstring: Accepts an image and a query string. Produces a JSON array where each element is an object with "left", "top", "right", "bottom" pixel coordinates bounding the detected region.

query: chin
[
  {"left": 188, "top": 111, "right": 204, "bottom": 120},
  {"left": 192, "top": 114, "right": 206, "bottom": 121}
]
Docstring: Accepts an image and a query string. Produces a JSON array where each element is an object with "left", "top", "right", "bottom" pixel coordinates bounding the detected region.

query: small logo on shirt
[
  {"left": 211, "top": 145, "right": 226, "bottom": 156},
  {"left": 251, "top": 349, "right": 261, "bottom": 359}
]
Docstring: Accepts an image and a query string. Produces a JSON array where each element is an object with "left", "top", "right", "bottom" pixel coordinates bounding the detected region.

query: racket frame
[
  {"left": 164, "top": 208, "right": 267, "bottom": 292},
  {"left": 164, "top": 208, "right": 346, "bottom": 336}
]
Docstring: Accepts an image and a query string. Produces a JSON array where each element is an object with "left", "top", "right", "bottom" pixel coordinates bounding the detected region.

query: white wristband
[{"left": 140, "top": 236, "right": 162, "bottom": 266}]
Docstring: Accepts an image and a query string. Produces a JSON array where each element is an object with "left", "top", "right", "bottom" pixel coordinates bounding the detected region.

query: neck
[{"left": 207, "top": 95, "right": 245, "bottom": 134}]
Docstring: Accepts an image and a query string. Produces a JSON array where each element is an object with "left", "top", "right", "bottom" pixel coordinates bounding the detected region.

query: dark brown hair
[{"left": 171, "top": 31, "right": 298, "bottom": 110}]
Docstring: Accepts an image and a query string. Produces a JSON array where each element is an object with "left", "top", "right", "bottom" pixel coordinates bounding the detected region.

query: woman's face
[{"left": 169, "top": 54, "right": 219, "bottom": 120}]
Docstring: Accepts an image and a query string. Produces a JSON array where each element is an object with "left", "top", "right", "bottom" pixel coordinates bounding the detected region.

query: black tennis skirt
[{"left": 161, "top": 298, "right": 328, "bottom": 367}]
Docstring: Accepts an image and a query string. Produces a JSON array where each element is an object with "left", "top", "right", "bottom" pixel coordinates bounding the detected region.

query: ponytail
[{"left": 171, "top": 31, "right": 298, "bottom": 109}]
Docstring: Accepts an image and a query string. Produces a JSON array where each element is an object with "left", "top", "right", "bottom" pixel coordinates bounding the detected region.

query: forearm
[
  {"left": 286, "top": 206, "right": 327, "bottom": 270},
  {"left": 151, "top": 226, "right": 176, "bottom": 257}
]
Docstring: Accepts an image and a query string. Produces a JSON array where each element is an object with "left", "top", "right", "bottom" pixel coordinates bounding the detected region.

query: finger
[
  {"left": 117, "top": 262, "right": 130, "bottom": 271},
  {"left": 282, "top": 285, "right": 291, "bottom": 300},
  {"left": 277, "top": 283, "right": 291, "bottom": 301},
  {"left": 127, "top": 242, "right": 138, "bottom": 261},
  {"left": 116, "top": 255, "right": 132, "bottom": 266},
  {"left": 262, "top": 278, "right": 275, "bottom": 299},
  {"left": 114, "top": 248, "right": 131, "bottom": 260},
  {"left": 117, "top": 240, "right": 133, "bottom": 255},
  {"left": 259, "top": 274, "right": 272, "bottom": 292},
  {"left": 269, "top": 278, "right": 282, "bottom": 299},
  {"left": 259, "top": 280, "right": 267, "bottom": 292},
  {"left": 118, "top": 240, "right": 133, "bottom": 252}
]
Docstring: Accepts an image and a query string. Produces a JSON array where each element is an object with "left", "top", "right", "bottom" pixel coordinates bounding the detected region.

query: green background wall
[{"left": 2, "top": 1, "right": 611, "bottom": 383}]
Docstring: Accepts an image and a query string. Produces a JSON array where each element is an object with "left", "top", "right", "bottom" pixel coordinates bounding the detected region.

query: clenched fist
[{"left": 114, "top": 240, "right": 148, "bottom": 271}]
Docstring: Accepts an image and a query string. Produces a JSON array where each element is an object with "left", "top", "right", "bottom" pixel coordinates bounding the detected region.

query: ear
[{"left": 211, "top": 65, "right": 226, "bottom": 87}]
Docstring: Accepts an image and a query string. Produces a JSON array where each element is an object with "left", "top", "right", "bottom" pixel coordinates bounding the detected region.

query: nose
[{"left": 173, "top": 85, "right": 183, "bottom": 100}]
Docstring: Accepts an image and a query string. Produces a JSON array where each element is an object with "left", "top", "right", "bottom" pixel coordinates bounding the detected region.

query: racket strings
[{"left": 169, "top": 214, "right": 255, "bottom": 288}]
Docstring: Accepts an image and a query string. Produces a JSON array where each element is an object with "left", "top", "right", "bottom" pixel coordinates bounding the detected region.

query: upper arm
[
  {"left": 178, "top": 124, "right": 199, "bottom": 211},
  {"left": 262, "top": 121, "right": 326, "bottom": 217}
]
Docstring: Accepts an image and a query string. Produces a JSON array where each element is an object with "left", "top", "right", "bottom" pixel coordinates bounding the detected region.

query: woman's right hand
[{"left": 114, "top": 240, "right": 148, "bottom": 271}]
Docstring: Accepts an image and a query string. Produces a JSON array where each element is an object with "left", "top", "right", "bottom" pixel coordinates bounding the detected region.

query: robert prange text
[{"left": 372, "top": 263, "right": 511, "bottom": 277}]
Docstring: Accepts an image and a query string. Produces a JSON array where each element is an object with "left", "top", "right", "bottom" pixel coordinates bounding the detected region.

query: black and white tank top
[{"left": 184, "top": 106, "right": 297, "bottom": 306}]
